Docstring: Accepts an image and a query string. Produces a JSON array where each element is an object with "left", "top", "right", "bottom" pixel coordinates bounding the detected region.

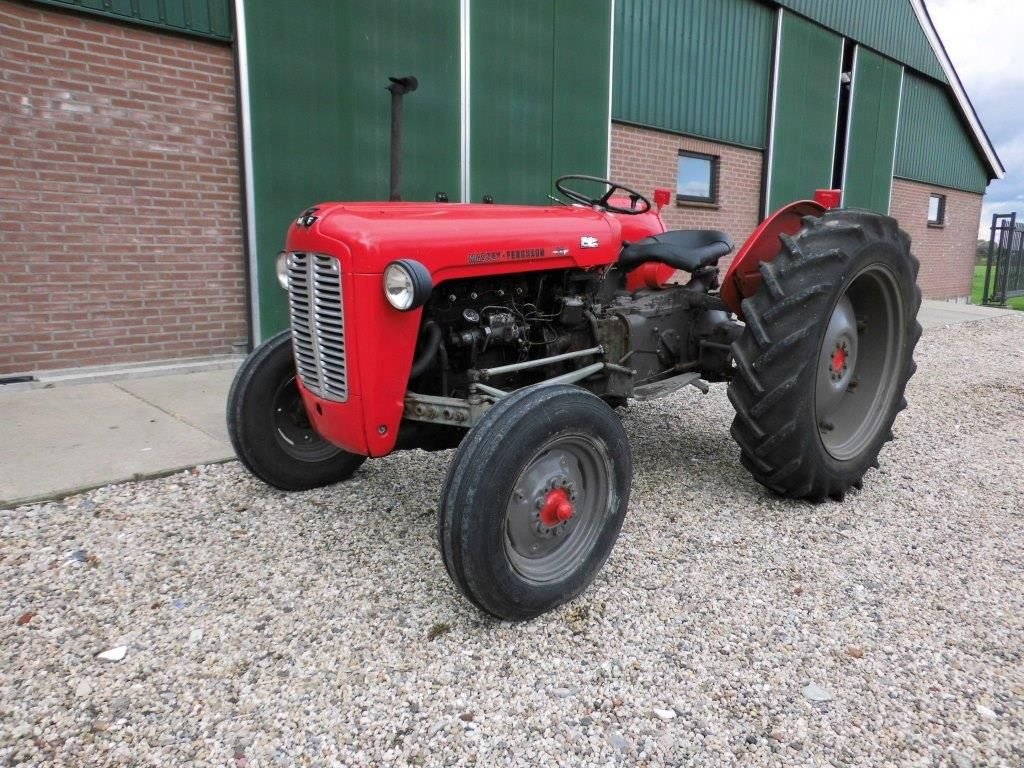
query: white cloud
[{"left": 927, "top": 0, "right": 1024, "bottom": 88}]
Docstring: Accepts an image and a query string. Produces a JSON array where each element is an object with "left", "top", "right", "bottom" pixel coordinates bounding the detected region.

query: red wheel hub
[
  {"left": 831, "top": 345, "right": 847, "bottom": 371},
  {"left": 539, "top": 488, "right": 574, "bottom": 527}
]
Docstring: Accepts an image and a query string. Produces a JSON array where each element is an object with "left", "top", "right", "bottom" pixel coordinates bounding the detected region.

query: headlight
[
  {"left": 275, "top": 252, "right": 289, "bottom": 290},
  {"left": 383, "top": 260, "right": 432, "bottom": 311}
]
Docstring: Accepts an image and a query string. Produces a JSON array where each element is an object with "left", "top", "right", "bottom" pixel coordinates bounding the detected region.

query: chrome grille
[{"left": 287, "top": 253, "right": 348, "bottom": 402}]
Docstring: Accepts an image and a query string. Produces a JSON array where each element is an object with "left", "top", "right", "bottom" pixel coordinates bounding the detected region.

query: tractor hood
[{"left": 285, "top": 201, "right": 631, "bottom": 282}]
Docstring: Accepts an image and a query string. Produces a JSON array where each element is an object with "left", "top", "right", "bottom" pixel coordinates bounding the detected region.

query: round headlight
[
  {"left": 383, "top": 260, "right": 432, "bottom": 311},
  {"left": 275, "top": 252, "right": 289, "bottom": 290}
]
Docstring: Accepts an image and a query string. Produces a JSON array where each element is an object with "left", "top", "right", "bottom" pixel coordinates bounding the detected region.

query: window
[
  {"left": 928, "top": 194, "right": 946, "bottom": 227},
  {"left": 677, "top": 151, "right": 719, "bottom": 205}
]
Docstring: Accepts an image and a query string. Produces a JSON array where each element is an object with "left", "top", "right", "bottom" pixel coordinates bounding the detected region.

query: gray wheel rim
[
  {"left": 271, "top": 375, "right": 342, "bottom": 462},
  {"left": 815, "top": 263, "right": 906, "bottom": 461},
  {"left": 503, "top": 434, "right": 612, "bottom": 584}
]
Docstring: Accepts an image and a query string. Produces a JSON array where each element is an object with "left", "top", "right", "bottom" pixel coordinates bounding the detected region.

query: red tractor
[{"left": 227, "top": 176, "right": 920, "bottom": 620}]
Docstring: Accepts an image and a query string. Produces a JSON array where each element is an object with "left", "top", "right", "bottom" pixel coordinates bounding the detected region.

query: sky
[{"left": 927, "top": 0, "right": 1024, "bottom": 238}]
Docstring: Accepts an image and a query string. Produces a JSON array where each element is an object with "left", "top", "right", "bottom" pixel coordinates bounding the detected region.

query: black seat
[{"left": 619, "top": 229, "right": 734, "bottom": 273}]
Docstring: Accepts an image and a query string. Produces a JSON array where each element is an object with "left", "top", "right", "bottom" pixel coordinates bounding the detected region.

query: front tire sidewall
[{"left": 441, "top": 386, "right": 632, "bottom": 620}]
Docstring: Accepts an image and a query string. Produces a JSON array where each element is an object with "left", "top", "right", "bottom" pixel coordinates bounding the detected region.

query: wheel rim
[
  {"left": 503, "top": 434, "right": 612, "bottom": 584},
  {"left": 271, "top": 375, "right": 342, "bottom": 462},
  {"left": 815, "top": 264, "right": 906, "bottom": 461}
]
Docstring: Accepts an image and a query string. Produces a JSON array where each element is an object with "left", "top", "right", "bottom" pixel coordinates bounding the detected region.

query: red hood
[{"left": 284, "top": 201, "right": 662, "bottom": 282}]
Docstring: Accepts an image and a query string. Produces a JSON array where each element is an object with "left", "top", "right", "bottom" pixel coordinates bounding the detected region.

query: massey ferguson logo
[
  {"left": 580, "top": 236, "right": 599, "bottom": 248},
  {"left": 467, "top": 247, "right": 546, "bottom": 264},
  {"left": 296, "top": 208, "right": 319, "bottom": 228}
]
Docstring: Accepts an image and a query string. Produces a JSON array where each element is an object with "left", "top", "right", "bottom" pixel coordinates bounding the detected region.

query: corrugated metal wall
[
  {"left": 843, "top": 48, "right": 903, "bottom": 213},
  {"left": 612, "top": 0, "right": 775, "bottom": 149},
  {"left": 471, "top": 0, "right": 555, "bottom": 203},
  {"left": 775, "top": 0, "right": 943, "bottom": 83},
  {"left": 895, "top": 73, "right": 989, "bottom": 194},
  {"left": 243, "top": 0, "right": 463, "bottom": 336},
  {"left": 29, "top": 0, "right": 231, "bottom": 40},
  {"left": 471, "top": 0, "right": 610, "bottom": 204},
  {"left": 242, "top": 0, "right": 613, "bottom": 339},
  {"left": 766, "top": 12, "right": 842, "bottom": 213}
]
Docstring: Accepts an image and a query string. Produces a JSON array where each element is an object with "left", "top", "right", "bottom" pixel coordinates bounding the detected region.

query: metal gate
[{"left": 982, "top": 213, "right": 1024, "bottom": 305}]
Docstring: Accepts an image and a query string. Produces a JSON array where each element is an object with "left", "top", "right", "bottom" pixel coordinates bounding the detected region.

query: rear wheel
[
  {"left": 227, "top": 330, "right": 366, "bottom": 491},
  {"left": 438, "top": 385, "right": 632, "bottom": 620},
  {"left": 727, "top": 211, "right": 922, "bottom": 501}
]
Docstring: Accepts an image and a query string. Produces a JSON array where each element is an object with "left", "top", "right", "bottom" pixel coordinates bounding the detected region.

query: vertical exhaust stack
[{"left": 387, "top": 75, "right": 418, "bottom": 202}]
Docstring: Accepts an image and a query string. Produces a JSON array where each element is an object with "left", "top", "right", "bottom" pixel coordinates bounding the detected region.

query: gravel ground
[{"left": 2, "top": 314, "right": 1023, "bottom": 767}]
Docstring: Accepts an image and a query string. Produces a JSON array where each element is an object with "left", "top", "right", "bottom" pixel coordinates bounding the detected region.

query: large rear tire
[
  {"left": 438, "top": 385, "right": 632, "bottom": 620},
  {"left": 727, "top": 210, "right": 922, "bottom": 501},
  {"left": 226, "top": 330, "right": 366, "bottom": 491}
]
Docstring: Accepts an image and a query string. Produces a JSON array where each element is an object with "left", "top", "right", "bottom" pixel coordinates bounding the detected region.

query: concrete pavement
[
  {"left": 0, "top": 368, "right": 238, "bottom": 508},
  {"left": 0, "top": 300, "right": 1015, "bottom": 508},
  {"left": 917, "top": 298, "right": 1014, "bottom": 329}
]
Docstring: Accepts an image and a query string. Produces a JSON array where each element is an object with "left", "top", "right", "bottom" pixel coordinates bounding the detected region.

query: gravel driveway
[{"left": 2, "top": 314, "right": 1023, "bottom": 767}]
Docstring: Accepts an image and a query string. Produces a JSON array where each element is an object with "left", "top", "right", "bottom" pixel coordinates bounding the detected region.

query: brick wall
[
  {"left": 890, "top": 178, "right": 984, "bottom": 301},
  {"left": 0, "top": 1, "right": 247, "bottom": 375},
  {"left": 610, "top": 122, "right": 765, "bottom": 261}
]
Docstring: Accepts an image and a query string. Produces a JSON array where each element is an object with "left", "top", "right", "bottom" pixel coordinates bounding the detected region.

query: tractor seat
[{"left": 619, "top": 229, "right": 734, "bottom": 273}]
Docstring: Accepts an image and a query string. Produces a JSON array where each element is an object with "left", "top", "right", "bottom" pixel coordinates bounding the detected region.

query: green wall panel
[
  {"left": 895, "top": 73, "right": 989, "bottom": 194},
  {"left": 30, "top": 0, "right": 231, "bottom": 40},
  {"left": 244, "top": 0, "right": 461, "bottom": 337},
  {"left": 551, "top": 0, "right": 611, "bottom": 185},
  {"left": 776, "top": 0, "right": 944, "bottom": 83},
  {"left": 470, "top": 0, "right": 555, "bottom": 204},
  {"left": 612, "top": 0, "right": 775, "bottom": 149},
  {"left": 470, "top": 0, "right": 610, "bottom": 204},
  {"left": 766, "top": 12, "right": 843, "bottom": 213},
  {"left": 244, "top": 0, "right": 611, "bottom": 337},
  {"left": 842, "top": 49, "right": 902, "bottom": 213}
]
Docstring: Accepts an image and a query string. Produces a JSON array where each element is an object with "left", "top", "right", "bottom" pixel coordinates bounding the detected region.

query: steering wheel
[{"left": 555, "top": 175, "right": 652, "bottom": 216}]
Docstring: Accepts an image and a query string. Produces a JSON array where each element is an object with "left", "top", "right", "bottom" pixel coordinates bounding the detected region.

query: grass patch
[{"left": 971, "top": 265, "right": 1024, "bottom": 311}]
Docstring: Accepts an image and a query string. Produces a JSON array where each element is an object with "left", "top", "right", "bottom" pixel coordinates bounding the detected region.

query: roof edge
[{"left": 911, "top": 0, "right": 1005, "bottom": 180}]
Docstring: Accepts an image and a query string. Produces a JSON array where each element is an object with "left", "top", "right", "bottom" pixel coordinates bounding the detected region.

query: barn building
[{"left": 0, "top": 0, "right": 1004, "bottom": 376}]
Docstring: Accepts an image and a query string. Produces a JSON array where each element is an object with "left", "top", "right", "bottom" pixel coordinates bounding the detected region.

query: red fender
[{"left": 720, "top": 199, "right": 828, "bottom": 319}]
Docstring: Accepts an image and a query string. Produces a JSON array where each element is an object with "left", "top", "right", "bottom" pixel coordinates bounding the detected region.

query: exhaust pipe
[{"left": 387, "top": 75, "right": 418, "bottom": 201}]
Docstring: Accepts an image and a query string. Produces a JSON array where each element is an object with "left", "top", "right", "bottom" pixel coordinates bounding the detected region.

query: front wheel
[
  {"left": 438, "top": 385, "right": 632, "bottom": 620},
  {"left": 727, "top": 210, "right": 922, "bottom": 501},
  {"left": 226, "top": 330, "right": 366, "bottom": 491}
]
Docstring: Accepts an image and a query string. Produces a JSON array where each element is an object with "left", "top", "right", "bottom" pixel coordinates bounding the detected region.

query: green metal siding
[
  {"left": 243, "top": 0, "right": 612, "bottom": 338},
  {"left": 766, "top": 12, "right": 843, "bottom": 213},
  {"left": 612, "top": 0, "right": 775, "bottom": 149},
  {"left": 470, "top": 0, "right": 554, "bottom": 204},
  {"left": 775, "top": 0, "right": 944, "bottom": 82},
  {"left": 30, "top": 0, "right": 231, "bottom": 40},
  {"left": 551, "top": 0, "right": 612, "bottom": 186},
  {"left": 244, "top": 0, "right": 462, "bottom": 336},
  {"left": 843, "top": 49, "right": 903, "bottom": 213},
  {"left": 471, "top": 0, "right": 610, "bottom": 204},
  {"left": 895, "top": 73, "right": 989, "bottom": 194}
]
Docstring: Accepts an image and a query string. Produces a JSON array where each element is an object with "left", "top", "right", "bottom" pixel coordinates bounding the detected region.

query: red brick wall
[
  {"left": 0, "top": 1, "right": 247, "bottom": 375},
  {"left": 610, "top": 122, "right": 765, "bottom": 261},
  {"left": 890, "top": 179, "right": 983, "bottom": 301}
]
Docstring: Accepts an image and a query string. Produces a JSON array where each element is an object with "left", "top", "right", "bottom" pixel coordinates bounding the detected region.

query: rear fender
[{"left": 720, "top": 200, "right": 827, "bottom": 319}]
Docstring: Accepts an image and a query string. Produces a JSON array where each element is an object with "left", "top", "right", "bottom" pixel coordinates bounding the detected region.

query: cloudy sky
[{"left": 927, "top": 0, "right": 1024, "bottom": 236}]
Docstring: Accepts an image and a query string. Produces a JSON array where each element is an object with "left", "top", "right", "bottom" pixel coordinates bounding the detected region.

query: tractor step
[{"left": 633, "top": 372, "right": 709, "bottom": 401}]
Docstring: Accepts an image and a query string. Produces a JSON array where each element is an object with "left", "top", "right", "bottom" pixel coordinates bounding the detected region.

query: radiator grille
[{"left": 287, "top": 253, "right": 348, "bottom": 402}]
